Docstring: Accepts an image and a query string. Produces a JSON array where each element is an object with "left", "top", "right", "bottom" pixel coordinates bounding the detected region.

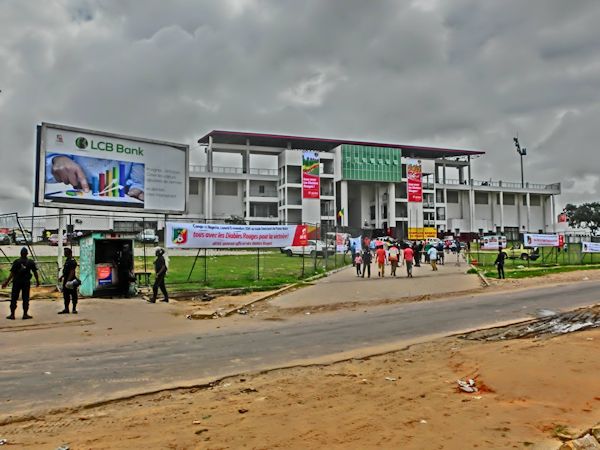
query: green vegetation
[
  {"left": 481, "top": 264, "right": 600, "bottom": 279},
  {"left": 0, "top": 251, "right": 350, "bottom": 291}
]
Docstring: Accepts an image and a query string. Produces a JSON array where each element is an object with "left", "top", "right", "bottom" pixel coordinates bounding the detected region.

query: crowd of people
[{"left": 349, "top": 237, "right": 465, "bottom": 279}]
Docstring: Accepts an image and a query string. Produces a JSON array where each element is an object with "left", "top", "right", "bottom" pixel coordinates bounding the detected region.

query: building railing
[
  {"left": 438, "top": 179, "right": 560, "bottom": 191},
  {"left": 247, "top": 191, "right": 278, "bottom": 198},
  {"left": 249, "top": 168, "right": 278, "bottom": 176},
  {"left": 189, "top": 165, "right": 278, "bottom": 176}
]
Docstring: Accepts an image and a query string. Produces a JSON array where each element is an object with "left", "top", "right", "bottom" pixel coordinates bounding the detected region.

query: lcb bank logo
[
  {"left": 75, "top": 137, "right": 89, "bottom": 149},
  {"left": 172, "top": 228, "right": 188, "bottom": 245}
]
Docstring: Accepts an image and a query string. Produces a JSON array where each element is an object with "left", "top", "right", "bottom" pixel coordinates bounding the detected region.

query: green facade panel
[{"left": 341, "top": 144, "right": 402, "bottom": 182}]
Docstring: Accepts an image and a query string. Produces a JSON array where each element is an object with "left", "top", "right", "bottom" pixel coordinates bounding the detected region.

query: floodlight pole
[
  {"left": 513, "top": 137, "right": 526, "bottom": 188},
  {"left": 520, "top": 152, "right": 524, "bottom": 189}
]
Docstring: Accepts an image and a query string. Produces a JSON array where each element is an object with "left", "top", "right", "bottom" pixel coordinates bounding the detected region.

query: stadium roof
[{"left": 198, "top": 130, "right": 485, "bottom": 158}]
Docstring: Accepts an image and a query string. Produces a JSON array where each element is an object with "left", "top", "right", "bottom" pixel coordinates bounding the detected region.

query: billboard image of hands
[
  {"left": 45, "top": 153, "right": 145, "bottom": 208},
  {"left": 36, "top": 123, "right": 189, "bottom": 213}
]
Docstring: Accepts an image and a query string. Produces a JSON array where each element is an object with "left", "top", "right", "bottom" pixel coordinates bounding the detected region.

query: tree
[{"left": 564, "top": 202, "right": 600, "bottom": 235}]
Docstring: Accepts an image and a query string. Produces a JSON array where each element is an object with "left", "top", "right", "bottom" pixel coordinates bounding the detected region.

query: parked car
[
  {"left": 502, "top": 243, "right": 539, "bottom": 261},
  {"left": 0, "top": 232, "right": 10, "bottom": 245},
  {"left": 281, "top": 240, "right": 325, "bottom": 257},
  {"left": 13, "top": 231, "right": 32, "bottom": 245},
  {"left": 48, "top": 234, "right": 68, "bottom": 246},
  {"left": 136, "top": 229, "right": 159, "bottom": 244}
]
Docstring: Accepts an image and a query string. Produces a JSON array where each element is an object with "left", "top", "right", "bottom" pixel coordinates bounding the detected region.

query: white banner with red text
[
  {"left": 523, "top": 233, "right": 561, "bottom": 247},
  {"left": 166, "top": 222, "right": 308, "bottom": 249}
]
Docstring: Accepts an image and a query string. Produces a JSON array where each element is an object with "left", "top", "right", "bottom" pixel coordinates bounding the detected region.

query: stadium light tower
[{"left": 513, "top": 137, "right": 527, "bottom": 188}]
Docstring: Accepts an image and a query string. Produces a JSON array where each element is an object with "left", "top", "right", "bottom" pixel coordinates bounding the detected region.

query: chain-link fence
[
  {"left": 468, "top": 235, "right": 600, "bottom": 269},
  {"left": 0, "top": 213, "right": 355, "bottom": 289}
]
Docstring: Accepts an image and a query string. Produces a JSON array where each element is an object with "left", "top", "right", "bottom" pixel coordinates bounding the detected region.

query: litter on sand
[{"left": 457, "top": 379, "right": 478, "bottom": 393}]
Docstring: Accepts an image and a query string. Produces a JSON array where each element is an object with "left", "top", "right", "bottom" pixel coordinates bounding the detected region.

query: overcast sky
[{"left": 1, "top": 0, "right": 599, "bottom": 216}]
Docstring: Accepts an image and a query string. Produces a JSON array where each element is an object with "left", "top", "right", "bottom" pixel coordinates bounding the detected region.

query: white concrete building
[{"left": 190, "top": 131, "right": 560, "bottom": 239}]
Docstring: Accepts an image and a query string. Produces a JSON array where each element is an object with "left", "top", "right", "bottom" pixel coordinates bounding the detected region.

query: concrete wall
[{"left": 212, "top": 180, "right": 244, "bottom": 219}]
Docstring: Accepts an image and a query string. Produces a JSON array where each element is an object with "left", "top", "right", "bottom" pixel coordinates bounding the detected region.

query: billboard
[
  {"left": 166, "top": 222, "right": 308, "bottom": 249},
  {"left": 582, "top": 241, "right": 600, "bottom": 253},
  {"left": 407, "top": 159, "right": 422, "bottom": 202},
  {"left": 36, "top": 123, "right": 188, "bottom": 213},
  {"left": 523, "top": 233, "right": 559, "bottom": 247},
  {"left": 481, "top": 235, "right": 507, "bottom": 250},
  {"left": 302, "top": 150, "right": 320, "bottom": 199}
]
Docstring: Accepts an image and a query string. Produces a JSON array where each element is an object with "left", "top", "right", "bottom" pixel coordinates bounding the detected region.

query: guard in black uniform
[
  {"left": 2, "top": 247, "right": 40, "bottom": 320},
  {"left": 149, "top": 248, "right": 168, "bottom": 303},
  {"left": 58, "top": 247, "right": 78, "bottom": 314}
]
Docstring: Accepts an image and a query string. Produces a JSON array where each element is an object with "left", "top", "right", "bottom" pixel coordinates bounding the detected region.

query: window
[
  {"left": 530, "top": 195, "right": 541, "bottom": 206},
  {"left": 446, "top": 190, "right": 459, "bottom": 203},
  {"left": 259, "top": 185, "right": 265, "bottom": 194},
  {"left": 370, "top": 205, "right": 375, "bottom": 220},
  {"left": 189, "top": 179, "right": 199, "bottom": 196},
  {"left": 215, "top": 181, "right": 238, "bottom": 196},
  {"left": 503, "top": 194, "right": 515, "bottom": 205},
  {"left": 475, "top": 192, "right": 488, "bottom": 204}
]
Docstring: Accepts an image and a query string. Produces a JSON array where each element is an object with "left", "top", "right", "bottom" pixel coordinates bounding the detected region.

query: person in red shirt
[
  {"left": 403, "top": 245, "right": 414, "bottom": 278},
  {"left": 375, "top": 245, "right": 387, "bottom": 277}
]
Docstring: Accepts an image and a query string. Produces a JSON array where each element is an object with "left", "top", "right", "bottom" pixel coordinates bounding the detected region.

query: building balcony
[
  {"left": 244, "top": 190, "right": 278, "bottom": 199},
  {"left": 437, "top": 179, "right": 561, "bottom": 194},
  {"left": 189, "top": 165, "right": 278, "bottom": 179}
]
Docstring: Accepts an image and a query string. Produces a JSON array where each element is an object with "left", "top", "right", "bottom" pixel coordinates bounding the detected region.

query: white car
[
  {"left": 136, "top": 229, "right": 159, "bottom": 244},
  {"left": 281, "top": 240, "right": 325, "bottom": 257}
]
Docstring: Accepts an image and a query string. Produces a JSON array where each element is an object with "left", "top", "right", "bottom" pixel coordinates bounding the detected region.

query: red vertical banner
[
  {"left": 302, "top": 150, "right": 320, "bottom": 199},
  {"left": 407, "top": 159, "right": 422, "bottom": 202}
]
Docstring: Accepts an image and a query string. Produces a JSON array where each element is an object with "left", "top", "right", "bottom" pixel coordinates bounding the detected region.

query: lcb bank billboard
[{"left": 36, "top": 123, "right": 189, "bottom": 213}]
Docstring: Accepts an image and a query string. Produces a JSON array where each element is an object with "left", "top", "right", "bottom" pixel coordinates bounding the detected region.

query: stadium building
[{"left": 190, "top": 131, "right": 561, "bottom": 240}]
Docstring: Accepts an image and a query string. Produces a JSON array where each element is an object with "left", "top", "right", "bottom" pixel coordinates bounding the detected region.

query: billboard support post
[{"left": 57, "top": 208, "right": 64, "bottom": 275}]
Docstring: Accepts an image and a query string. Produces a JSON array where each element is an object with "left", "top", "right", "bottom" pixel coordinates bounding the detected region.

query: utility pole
[{"left": 513, "top": 137, "right": 527, "bottom": 188}]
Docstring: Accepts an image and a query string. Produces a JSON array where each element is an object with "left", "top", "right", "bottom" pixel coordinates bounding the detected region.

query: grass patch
[
  {"left": 482, "top": 264, "right": 600, "bottom": 279},
  {"left": 1, "top": 252, "right": 351, "bottom": 291}
]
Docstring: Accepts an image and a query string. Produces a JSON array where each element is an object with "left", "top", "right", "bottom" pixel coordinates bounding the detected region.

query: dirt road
[{"left": 1, "top": 325, "right": 598, "bottom": 449}]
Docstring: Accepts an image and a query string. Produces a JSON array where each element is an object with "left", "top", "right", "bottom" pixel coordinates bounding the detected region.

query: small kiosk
[{"left": 79, "top": 232, "right": 134, "bottom": 296}]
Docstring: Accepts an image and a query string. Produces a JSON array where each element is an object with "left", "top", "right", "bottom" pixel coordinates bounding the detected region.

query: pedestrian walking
[
  {"left": 427, "top": 245, "right": 438, "bottom": 271},
  {"left": 361, "top": 248, "right": 372, "bottom": 278},
  {"left": 350, "top": 242, "right": 357, "bottom": 268},
  {"left": 413, "top": 242, "right": 421, "bottom": 267},
  {"left": 454, "top": 239, "right": 462, "bottom": 266},
  {"left": 436, "top": 241, "right": 445, "bottom": 265},
  {"left": 494, "top": 247, "right": 506, "bottom": 279},
  {"left": 388, "top": 243, "right": 400, "bottom": 276},
  {"left": 2, "top": 247, "right": 40, "bottom": 320},
  {"left": 376, "top": 245, "right": 387, "bottom": 277},
  {"left": 58, "top": 247, "right": 79, "bottom": 314},
  {"left": 149, "top": 247, "right": 169, "bottom": 303},
  {"left": 403, "top": 245, "right": 414, "bottom": 278},
  {"left": 354, "top": 253, "right": 363, "bottom": 276},
  {"left": 424, "top": 241, "right": 432, "bottom": 264}
]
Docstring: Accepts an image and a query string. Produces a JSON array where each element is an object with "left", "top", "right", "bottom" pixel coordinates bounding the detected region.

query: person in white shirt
[{"left": 427, "top": 245, "right": 438, "bottom": 271}]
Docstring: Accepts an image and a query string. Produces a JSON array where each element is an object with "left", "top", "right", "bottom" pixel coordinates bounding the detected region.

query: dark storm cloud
[{"left": 1, "top": 0, "right": 599, "bottom": 214}]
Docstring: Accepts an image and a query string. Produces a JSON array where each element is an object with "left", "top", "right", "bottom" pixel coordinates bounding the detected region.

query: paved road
[{"left": 2, "top": 281, "right": 599, "bottom": 419}]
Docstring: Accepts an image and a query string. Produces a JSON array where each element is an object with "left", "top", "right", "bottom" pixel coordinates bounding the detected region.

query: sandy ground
[{"left": 1, "top": 325, "right": 598, "bottom": 449}]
